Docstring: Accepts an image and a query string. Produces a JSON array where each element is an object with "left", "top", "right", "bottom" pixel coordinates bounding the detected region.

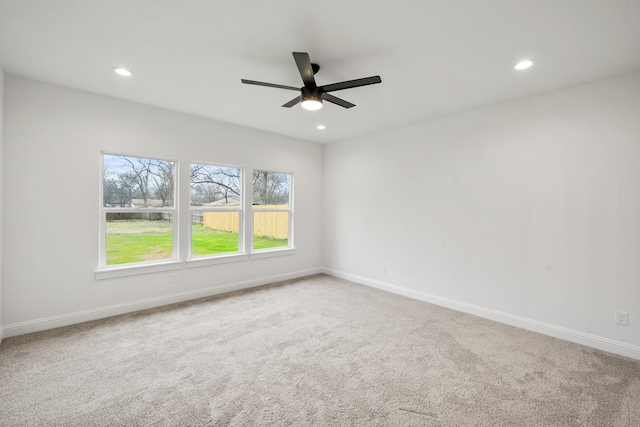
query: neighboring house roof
[
  {"left": 203, "top": 197, "right": 241, "bottom": 206},
  {"left": 131, "top": 199, "right": 168, "bottom": 208}
]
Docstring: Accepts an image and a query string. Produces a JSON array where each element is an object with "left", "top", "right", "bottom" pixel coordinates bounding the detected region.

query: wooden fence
[
  {"left": 202, "top": 205, "right": 288, "bottom": 239},
  {"left": 192, "top": 213, "right": 203, "bottom": 224}
]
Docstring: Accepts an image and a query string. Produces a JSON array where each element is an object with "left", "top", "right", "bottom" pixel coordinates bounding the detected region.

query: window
[
  {"left": 98, "top": 156, "right": 294, "bottom": 276},
  {"left": 100, "top": 153, "right": 177, "bottom": 268},
  {"left": 252, "top": 170, "right": 292, "bottom": 251},
  {"left": 190, "top": 163, "right": 243, "bottom": 258}
]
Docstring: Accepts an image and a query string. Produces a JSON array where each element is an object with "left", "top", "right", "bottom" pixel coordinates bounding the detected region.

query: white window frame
[
  {"left": 250, "top": 170, "right": 295, "bottom": 259},
  {"left": 97, "top": 152, "right": 180, "bottom": 278},
  {"left": 96, "top": 157, "right": 297, "bottom": 279},
  {"left": 187, "top": 162, "right": 247, "bottom": 267}
]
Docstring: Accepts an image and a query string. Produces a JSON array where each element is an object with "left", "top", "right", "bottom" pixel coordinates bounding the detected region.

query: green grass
[
  {"left": 106, "top": 220, "right": 288, "bottom": 265},
  {"left": 252, "top": 235, "right": 289, "bottom": 250},
  {"left": 191, "top": 223, "right": 239, "bottom": 255},
  {"left": 106, "top": 221, "right": 173, "bottom": 265}
]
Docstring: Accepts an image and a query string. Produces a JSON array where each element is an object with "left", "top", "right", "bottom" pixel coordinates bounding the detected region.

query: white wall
[
  {"left": 4, "top": 71, "right": 640, "bottom": 360},
  {"left": 2, "top": 76, "right": 323, "bottom": 335},
  {"left": 324, "top": 72, "right": 640, "bottom": 359},
  {"left": 0, "top": 67, "right": 4, "bottom": 343}
]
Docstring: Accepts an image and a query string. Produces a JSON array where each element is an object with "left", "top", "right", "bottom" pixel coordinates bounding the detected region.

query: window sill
[
  {"left": 250, "top": 248, "right": 296, "bottom": 260},
  {"left": 187, "top": 253, "right": 249, "bottom": 268},
  {"left": 95, "top": 261, "right": 183, "bottom": 280},
  {"left": 94, "top": 249, "right": 295, "bottom": 279}
]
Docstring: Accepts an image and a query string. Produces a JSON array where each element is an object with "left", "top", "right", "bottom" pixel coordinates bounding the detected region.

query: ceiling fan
[{"left": 241, "top": 52, "right": 382, "bottom": 110}]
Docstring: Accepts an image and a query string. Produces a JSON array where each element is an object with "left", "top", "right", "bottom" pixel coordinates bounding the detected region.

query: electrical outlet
[
  {"left": 615, "top": 311, "right": 628, "bottom": 326},
  {"left": 381, "top": 265, "right": 386, "bottom": 273},
  {"left": 170, "top": 273, "right": 178, "bottom": 283}
]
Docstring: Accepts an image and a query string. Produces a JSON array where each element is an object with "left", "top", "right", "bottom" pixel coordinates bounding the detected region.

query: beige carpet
[{"left": 1, "top": 274, "right": 639, "bottom": 426}]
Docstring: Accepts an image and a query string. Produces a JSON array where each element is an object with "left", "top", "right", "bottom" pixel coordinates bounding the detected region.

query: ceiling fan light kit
[
  {"left": 300, "top": 87, "right": 323, "bottom": 110},
  {"left": 242, "top": 52, "right": 381, "bottom": 110},
  {"left": 301, "top": 97, "right": 323, "bottom": 111}
]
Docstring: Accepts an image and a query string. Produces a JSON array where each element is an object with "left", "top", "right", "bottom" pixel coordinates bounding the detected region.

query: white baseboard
[
  {"left": 322, "top": 268, "right": 640, "bottom": 361},
  {"left": 2, "top": 267, "right": 322, "bottom": 338},
  {"left": 6, "top": 266, "right": 639, "bottom": 361}
]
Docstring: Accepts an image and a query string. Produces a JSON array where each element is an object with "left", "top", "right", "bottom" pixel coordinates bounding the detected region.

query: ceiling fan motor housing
[{"left": 302, "top": 86, "right": 323, "bottom": 102}]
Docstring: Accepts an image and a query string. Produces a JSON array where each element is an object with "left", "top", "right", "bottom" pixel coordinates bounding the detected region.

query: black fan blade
[
  {"left": 282, "top": 96, "right": 302, "bottom": 108},
  {"left": 322, "top": 93, "right": 355, "bottom": 109},
  {"left": 292, "top": 52, "right": 317, "bottom": 87},
  {"left": 321, "top": 76, "right": 382, "bottom": 93},
  {"left": 241, "top": 79, "right": 300, "bottom": 91}
]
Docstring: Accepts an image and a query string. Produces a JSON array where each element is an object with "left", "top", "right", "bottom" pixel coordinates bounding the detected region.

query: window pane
[
  {"left": 253, "top": 211, "right": 289, "bottom": 250},
  {"left": 252, "top": 171, "right": 290, "bottom": 208},
  {"left": 103, "top": 154, "right": 175, "bottom": 208},
  {"left": 192, "top": 212, "right": 240, "bottom": 256},
  {"left": 105, "top": 212, "right": 173, "bottom": 265},
  {"left": 190, "top": 164, "right": 241, "bottom": 207}
]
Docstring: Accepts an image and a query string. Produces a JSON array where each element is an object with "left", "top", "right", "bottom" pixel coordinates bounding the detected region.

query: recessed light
[
  {"left": 514, "top": 60, "right": 533, "bottom": 71},
  {"left": 317, "top": 125, "right": 326, "bottom": 130},
  {"left": 112, "top": 67, "right": 133, "bottom": 77}
]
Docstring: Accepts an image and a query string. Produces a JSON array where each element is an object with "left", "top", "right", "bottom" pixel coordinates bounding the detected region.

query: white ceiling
[{"left": 1, "top": 0, "right": 639, "bottom": 144}]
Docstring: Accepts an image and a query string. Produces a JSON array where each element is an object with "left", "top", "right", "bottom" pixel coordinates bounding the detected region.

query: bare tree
[
  {"left": 151, "top": 160, "right": 175, "bottom": 206},
  {"left": 118, "top": 172, "right": 138, "bottom": 206},
  {"left": 113, "top": 156, "right": 175, "bottom": 207},
  {"left": 103, "top": 168, "right": 138, "bottom": 207},
  {"left": 118, "top": 156, "right": 155, "bottom": 206},
  {"left": 103, "top": 168, "right": 119, "bottom": 206},
  {"left": 190, "top": 164, "right": 241, "bottom": 204},
  {"left": 252, "top": 171, "right": 289, "bottom": 205}
]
